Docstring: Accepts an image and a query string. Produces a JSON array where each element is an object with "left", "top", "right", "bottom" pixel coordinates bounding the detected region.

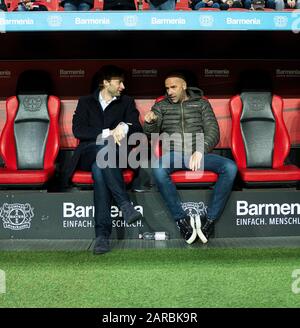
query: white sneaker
[
  {"left": 195, "top": 215, "right": 208, "bottom": 244},
  {"left": 187, "top": 216, "right": 197, "bottom": 244}
]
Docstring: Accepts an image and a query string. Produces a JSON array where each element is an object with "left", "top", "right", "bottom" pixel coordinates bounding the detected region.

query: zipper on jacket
[
  {"left": 181, "top": 101, "right": 185, "bottom": 152},
  {"left": 180, "top": 102, "right": 185, "bottom": 134}
]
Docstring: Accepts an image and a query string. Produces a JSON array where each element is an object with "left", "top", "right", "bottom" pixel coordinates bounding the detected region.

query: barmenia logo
[
  {"left": 237, "top": 201, "right": 300, "bottom": 216},
  {"left": 63, "top": 202, "right": 143, "bottom": 218},
  {"left": 62, "top": 202, "right": 143, "bottom": 228}
]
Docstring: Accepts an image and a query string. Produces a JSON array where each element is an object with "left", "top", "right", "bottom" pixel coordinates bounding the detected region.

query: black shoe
[
  {"left": 195, "top": 215, "right": 208, "bottom": 244},
  {"left": 120, "top": 202, "right": 143, "bottom": 224},
  {"left": 176, "top": 217, "right": 197, "bottom": 244},
  {"left": 93, "top": 236, "right": 110, "bottom": 255},
  {"left": 201, "top": 218, "right": 215, "bottom": 240}
]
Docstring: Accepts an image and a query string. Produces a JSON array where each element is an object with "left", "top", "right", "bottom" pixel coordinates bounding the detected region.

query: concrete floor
[{"left": 0, "top": 236, "right": 300, "bottom": 251}]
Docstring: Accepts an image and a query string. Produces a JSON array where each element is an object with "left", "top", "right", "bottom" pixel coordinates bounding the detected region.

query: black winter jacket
[
  {"left": 143, "top": 88, "right": 220, "bottom": 154},
  {"left": 66, "top": 89, "right": 142, "bottom": 181}
]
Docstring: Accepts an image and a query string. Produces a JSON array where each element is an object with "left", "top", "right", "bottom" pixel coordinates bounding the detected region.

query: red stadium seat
[
  {"left": 71, "top": 140, "right": 135, "bottom": 187},
  {"left": 72, "top": 169, "right": 135, "bottom": 186},
  {"left": 176, "top": 0, "right": 191, "bottom": 10},
  {"left": 227, "top": 8, "right": 248, "bottom": 11},
  {"left": 0, "top": 74, "right": 60, "bottom": 187},
  {"left": 198, "top": 7, "right": 220, "bottom": 11},
  {"left": 142, "top": 1, "right": 150, "bottom": 9},
  {"left": 230, "top": 92, "right": 300, "bottom": 186},
  {"left": 42, "top": 0, "right": 59, "bottom": 10},
  {"left": 93, "top": 0, "right": 103, "bottom": 10}
]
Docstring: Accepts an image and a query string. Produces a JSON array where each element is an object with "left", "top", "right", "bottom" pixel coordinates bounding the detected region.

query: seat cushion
[
  {"left": 239, "top": 165, "right": 300, "bottom": 182},
  {"left": 0, "top": 167, "right": 55, "bottom": 184},
  {"left": 72, "top": 169, "right": 135, "bottom": 185},
  {"left": 170, "top": 170, "right": 218, "bottom": 183}
]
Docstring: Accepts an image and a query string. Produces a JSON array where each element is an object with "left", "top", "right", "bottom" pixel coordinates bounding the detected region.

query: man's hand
[
  {"left": 110, "top": 123, "right": 126, "bottom": 146},
  {"left": 189, "top": 151, "right": 203, "bottom": 171},
  {"left": 144, "top": 111, "right": 158, "bottom": 123}
]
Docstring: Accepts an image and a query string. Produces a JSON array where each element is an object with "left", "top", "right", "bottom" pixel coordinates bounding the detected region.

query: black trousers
[{"left": 78, "top": 143, "right": 130, "bottom": 238}]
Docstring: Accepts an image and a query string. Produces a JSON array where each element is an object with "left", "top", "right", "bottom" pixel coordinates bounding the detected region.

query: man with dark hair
[
  {"left": 143, "top": 72, "right": 237, "bottom": 244},
  {"left": 68, "top": 65, "right": 143, "bottom": 254},
  {"left": 103, "top": 0, "right": 136, "bottom": 10}
]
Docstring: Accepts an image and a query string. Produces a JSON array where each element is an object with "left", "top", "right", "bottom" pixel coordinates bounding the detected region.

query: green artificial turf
[{"left": 0, "top": 248, "right": 300, "bottom": 308}]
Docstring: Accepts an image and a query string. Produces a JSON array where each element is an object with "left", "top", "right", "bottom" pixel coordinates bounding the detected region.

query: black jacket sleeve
[
  {"left": 143, "top": 103, "right": 164, "bottom": 137},
  {"left": 72, "top": 98, "right": 103, "bottom": 141},
  {"left": 123, "top": 98, "right": 143, "bottom": 136}
]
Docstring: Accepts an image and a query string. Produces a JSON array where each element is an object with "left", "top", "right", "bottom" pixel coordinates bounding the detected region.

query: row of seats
[
  {"left": 4, "top": 0, "right": 187, "bottom": 11},
  {"left": 0, "top": 89, "right": 299, "bottom": 189},
  {"left": 3, "top": 0, "right": 292, "bottom": 12}
]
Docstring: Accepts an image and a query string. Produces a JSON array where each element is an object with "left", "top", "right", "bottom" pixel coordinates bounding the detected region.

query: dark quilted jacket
[{"left": 143, "top": 88, "right": 220, "bottom": 154}]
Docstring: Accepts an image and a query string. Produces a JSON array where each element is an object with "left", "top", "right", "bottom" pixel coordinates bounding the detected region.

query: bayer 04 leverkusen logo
[
  {"left": 0, "top": 203, "right": 34, "bottom": 231},
  {"left": 182, "top": 201, "right": 207, "bottom": 219}
]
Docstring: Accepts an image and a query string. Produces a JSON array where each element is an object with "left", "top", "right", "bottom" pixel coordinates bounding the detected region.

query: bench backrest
[{"left": 0, "top": 97, "right": 298, "bottom": 150}]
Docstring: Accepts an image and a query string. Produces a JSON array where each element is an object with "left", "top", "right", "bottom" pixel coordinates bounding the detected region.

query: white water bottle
[{"left": 139, "top": 232, "right": 170, "bottom": 240}]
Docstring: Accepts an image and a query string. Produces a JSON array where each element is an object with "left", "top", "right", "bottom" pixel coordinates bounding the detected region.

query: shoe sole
[
  {"left": 195, "top": 216, "right": 208, "bottom": 244},
  {"left": 127, "top": 212, "right": 143, "bottom": 225},
  {"left": 185, "top": 217, "right": 198, "bottom": 244},
  {"left": 93, "top": 249, "right": 110, "bottom": 255}
]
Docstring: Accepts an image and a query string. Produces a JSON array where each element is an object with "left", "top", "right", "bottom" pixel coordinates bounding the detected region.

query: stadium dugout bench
[
  {"left": 0, "top": 70, "right": 60, "bottom": 188},
  {"left": 58, "top": 97, "right": 229, "bottom": 188},
  {"left": 230, "top": 92, "right": 300, "bottom": 186},
  {"left": 0, "top": 95, "right": 298, "bottom": 188}
]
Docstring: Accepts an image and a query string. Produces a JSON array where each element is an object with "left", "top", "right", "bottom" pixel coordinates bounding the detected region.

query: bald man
[{"left": 143, "top": 73, "right": 237, "bottom": 244}]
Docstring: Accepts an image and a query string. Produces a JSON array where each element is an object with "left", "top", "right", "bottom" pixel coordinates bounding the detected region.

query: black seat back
[
  {"left": 240, "top": 92, "right": 275, "bottom": 168},
  {"left": 14, "top": 70, "right": 53, "bottom": 169}
]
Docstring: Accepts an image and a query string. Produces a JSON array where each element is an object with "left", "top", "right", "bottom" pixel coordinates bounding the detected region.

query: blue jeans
[
  {"left": 195, "top": 2, "right": 221, "bottom": 9},
  {"left": 149, "top": 0, "right": 176, "bottom": 10},
  {"left": 152, "top": 152, "right": 237, "bottom": 221},
  {"left": 63, "top": 1, "right": 92, "bottom": 10},
  {"left": 79, "top": 143, "right": 131, "bottom": 238},
  {"left": 243, "top": 0, "right": 275, "bottom": 9}
]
